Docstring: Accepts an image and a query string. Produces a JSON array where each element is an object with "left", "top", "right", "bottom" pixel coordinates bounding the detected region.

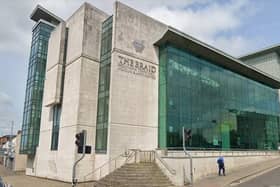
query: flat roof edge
[
  {"left": 155, "top": 27, "right": 280, "bottom": 89},
  {"left": 30, "top": 5, "right": 64, "bottom": 24},
  {"left": 239, "top": 44, "right": 280, "bottom": 60}
]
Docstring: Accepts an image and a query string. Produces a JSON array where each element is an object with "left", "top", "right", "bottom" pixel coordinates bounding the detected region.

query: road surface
[{"left": 237, "top": 167, "right": 280, "bottom": 187}]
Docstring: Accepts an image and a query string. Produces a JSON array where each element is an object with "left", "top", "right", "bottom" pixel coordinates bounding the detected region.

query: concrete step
[
  {"left": 121, "top": 164, "right": 157, "bottom": 167},
  {"left": 102, "top": 179, "right": 172, "bottom": 185},
  {"left": 107, "top": 174, "right": 169, "bottom": 180},
  {"left": 103, "top": 176, "right": 170, "bottom": 182},
  {"left": 107, "top": 173, "right": 169, "bottom": 179},
  {"left": 102, "top": 176, "right": 171, "bottom": 182},
  {"left": 96, "top": 163, "right": 175, "bottom": 187},
  {"left": 94, "top": 183, "right": 174, "bottom": 187},
  {"left": 94, "top": 180, "right": 175, "bottom": 187},
  {"left": 123, "top": 184, "right": 174, "bottom": 187},
  {"left": 120, "top": 166, "right": 159, "bottom": 170},
  {"left": 113, "top": 170, "right": 164, "bottom": 175}
]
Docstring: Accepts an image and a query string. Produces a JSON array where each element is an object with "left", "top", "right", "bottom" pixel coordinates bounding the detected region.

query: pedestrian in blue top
[{"left": 217, "top": 156, "right": 225, "bottom": 176}]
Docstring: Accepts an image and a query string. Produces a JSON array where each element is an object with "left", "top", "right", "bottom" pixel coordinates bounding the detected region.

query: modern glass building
[
  {"left": 20, "top": 6, "right": 62, "bottom": 154},
  {"left": 20, "top": 2, "right": 280, "bottom": 184},
  {"left": 159, "top": 44, "right": 280, "bottom": 150}
]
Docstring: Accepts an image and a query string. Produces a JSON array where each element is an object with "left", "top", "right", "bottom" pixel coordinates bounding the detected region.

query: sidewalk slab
[
  {"left": 192, "top": 157, "right": 280, "bottom": 187},
  {"left": 1, "top": 158, "right": 280, "bottom": 187},
  {"left": 0, "top": 164, "right": 93, "bottom": 187}
]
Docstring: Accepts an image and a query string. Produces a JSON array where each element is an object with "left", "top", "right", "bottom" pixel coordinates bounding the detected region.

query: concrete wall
[
  {"left": 34, "top": 3, "right": 108, "bottom": 182},
  {"left": 30, "top": 1, "right": 280, "bottom": 184},
  {"left": 243, "top": 52, "right": 280, "bottom": 79},
  {"left": 242, "top": 52, "right": 280, "bottom": 103},
  {"left": 14, "top": 133, "right": 27, "bottom": 171},
  {"left": 44, "top": 22, "right": 66, "bottom": 106},
  {"left": 26, "top": 154, "right": 36, "bottom": 176},
  {"left": 157, "top": 150, "right": 280, "bottom": 186},
  {"left": 107, "top": 1, "right": 168, "bottom": 159}
]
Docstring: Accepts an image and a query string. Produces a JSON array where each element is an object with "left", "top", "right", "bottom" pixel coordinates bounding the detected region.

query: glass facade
[
  {"left": 51, "top": 105, "right": 61, "bottom": 150},
  {"left": 159, "top": 45, "right": 280, "bottom": 150},
  {"left": 20, "top": 22, "right": 54, "bottom": 154},
  {"left": 95, "top": 16, "right": 113, "bottom": 153}
]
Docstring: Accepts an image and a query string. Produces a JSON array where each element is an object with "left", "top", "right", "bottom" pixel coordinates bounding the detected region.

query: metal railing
[
  {"left": 139, "top": 150, "right": 155, "bottom": 162},
  {"left": 90, "top": 147, "right": 279, "bottom": 187},
  {"left": 166, "top": 146, "right": 280, "bottom": 152},
  {"left": 154, "top": 151, "right": 176, "bottom": 175},
  {"left": 165, "top": 150, "right": 280, "bottom": 158},
  {"left": 84, "top": 151, "right": 132, "bottom": 181},
  {"left": 89, "top": 149, "right": 177, "bottom": 186},
  {"left": 125, "top": 149, "right": 137, "bottom": 163}
]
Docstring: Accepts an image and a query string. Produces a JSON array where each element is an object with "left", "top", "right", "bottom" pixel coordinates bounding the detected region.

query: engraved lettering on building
[{"left": 117, "top": 55, "right": 156, "bottom": 79}]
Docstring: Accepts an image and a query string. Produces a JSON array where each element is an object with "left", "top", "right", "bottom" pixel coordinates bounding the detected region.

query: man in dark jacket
[{"left": 217, "top": 156, "right": 225, "bottom": 176}]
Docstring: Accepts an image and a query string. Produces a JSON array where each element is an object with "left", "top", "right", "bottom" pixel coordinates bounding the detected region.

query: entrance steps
[{"left": 93, "top": 162, "right": 175, "bottom": 187}]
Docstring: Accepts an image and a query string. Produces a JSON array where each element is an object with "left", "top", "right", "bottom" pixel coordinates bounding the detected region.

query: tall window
[
  {"left": 50, "top": 28, "right": 67, "bottom": 151},
  {"left": 51, "top": 104, "right": 61, "bottom": 150},
  {"left": 20, "top": 22, "right": 54, "bottom": 154},
  {"left": 159, "top": 45, "right": 280, "bottom": 150},
  {"left": 95, "top": 16, "right": 113, "bottom": 153}
]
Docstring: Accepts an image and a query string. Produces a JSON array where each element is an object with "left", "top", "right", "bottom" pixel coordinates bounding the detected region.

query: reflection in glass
[
  {"left": 159, "top": 45, "right": 280, "bottom": 150},
  {"left": 20, "top": 22, "right": 54, "bottom": 154}
]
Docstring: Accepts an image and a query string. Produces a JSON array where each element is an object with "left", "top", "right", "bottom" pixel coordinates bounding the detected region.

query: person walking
[{"left": 217, "top": 156, "right": 225, "bottom": 176}]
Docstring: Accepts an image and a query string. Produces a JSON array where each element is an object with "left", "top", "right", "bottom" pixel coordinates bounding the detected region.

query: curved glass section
[{"left": 159, "top": 45, "right": 280, "bottom": 150}]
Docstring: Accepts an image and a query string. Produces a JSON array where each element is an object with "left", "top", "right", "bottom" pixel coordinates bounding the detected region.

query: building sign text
[{"left": 117, "top": 55, "right": 156, "bottom": 79}]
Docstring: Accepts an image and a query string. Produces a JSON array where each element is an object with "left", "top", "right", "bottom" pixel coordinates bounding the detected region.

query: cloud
[
  {"left": 0, "top": 92, "right": 13, "bottom": 106},
  {"left": 0, "top": 1, "right": 34, "bottom": 56},
  {"left": 0, "top": 0, "right": 257, "bottom": 57},
  {"left": 210, "top": 35, "right": 253, "bottom": 57},
  {"left": 0, "top": 0, "right": 82, "bottom": 56},
  {"left": 147, "top": 0, "right": 257, "bottom": 56},
  {"left": 0, "top": 0, "right": 259, "bottom": 135},
  {"left": 0, "top": 91, "right": 17, "bottom": 136}
]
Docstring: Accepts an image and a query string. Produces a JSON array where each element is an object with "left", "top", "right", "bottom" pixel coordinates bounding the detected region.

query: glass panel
[
  {"left": 95, "top": 16, "right": 113, "bottom": 153},
  {"left": 51, "top": 105, "right": 61, "bottom": 150},
  {"left": 20, "top": 22, "right": 54, "bottom": 154},
  {"left": 159, "top": 44, "right": 280, "bottom": 150}
]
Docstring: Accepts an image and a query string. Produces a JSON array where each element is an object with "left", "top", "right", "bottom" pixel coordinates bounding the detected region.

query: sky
[{"left": 0, "top": 0, "right": 280, "bottom": 136}]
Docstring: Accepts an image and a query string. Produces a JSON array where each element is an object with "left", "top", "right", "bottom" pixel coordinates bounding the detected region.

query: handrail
[
  {"left": 84, "top": 151, "right": 129, "bottom": 180},
  {"left": 165, "top": 147, "right": 280, "bottom": 152},
  {"left": 125, "top": 150, "right": 136, "bottom": 163},
  {"left": 164, "top": 150, "right": 279, "bottom": 157},
  {"left": 89, "top": 149, "right": 176, "bottom": 186},
  {"left": 154, "top": 151, "right": 176, "bottom": 175}
]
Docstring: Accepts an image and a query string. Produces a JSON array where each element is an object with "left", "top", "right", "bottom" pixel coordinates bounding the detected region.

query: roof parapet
[
  {"left": 155, "top": 27, "right": 280, "bottom": 89},
  {"left": 239, "top": 44, "right": 280, "bottom": 61},
  {"left": 30, "top": 5, "right": 64, "bottom": 25}
]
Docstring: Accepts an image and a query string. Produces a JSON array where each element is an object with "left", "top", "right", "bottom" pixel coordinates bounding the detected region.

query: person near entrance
[{"left": 217, "top": 156, "right": 225, "bottom": 176}]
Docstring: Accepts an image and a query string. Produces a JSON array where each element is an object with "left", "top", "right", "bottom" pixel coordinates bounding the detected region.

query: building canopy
[{"left": 155, "top": 27, "right": 280, "bottom": 89}]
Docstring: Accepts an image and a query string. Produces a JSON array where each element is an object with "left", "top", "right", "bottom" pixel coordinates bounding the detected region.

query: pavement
[
  {"left": 1, "top": 157, "right": 280, "bottom": 187},
  {"left": 0, "top": 165, "right": 93, "bottom": 187},
  {"left": 192, "top": 157, "right": 280, "bottom": 187},
  {"left": 237, "top": 167, "right": 280, "bottom": 187}
]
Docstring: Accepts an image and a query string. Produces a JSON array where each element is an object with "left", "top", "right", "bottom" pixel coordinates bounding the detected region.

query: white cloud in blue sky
[
  {"left": 147, "top": 0, "right": 257, "bottom": 56},
  {"left": 0, "top": 0, "right": 279, "bottom": 135}
]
